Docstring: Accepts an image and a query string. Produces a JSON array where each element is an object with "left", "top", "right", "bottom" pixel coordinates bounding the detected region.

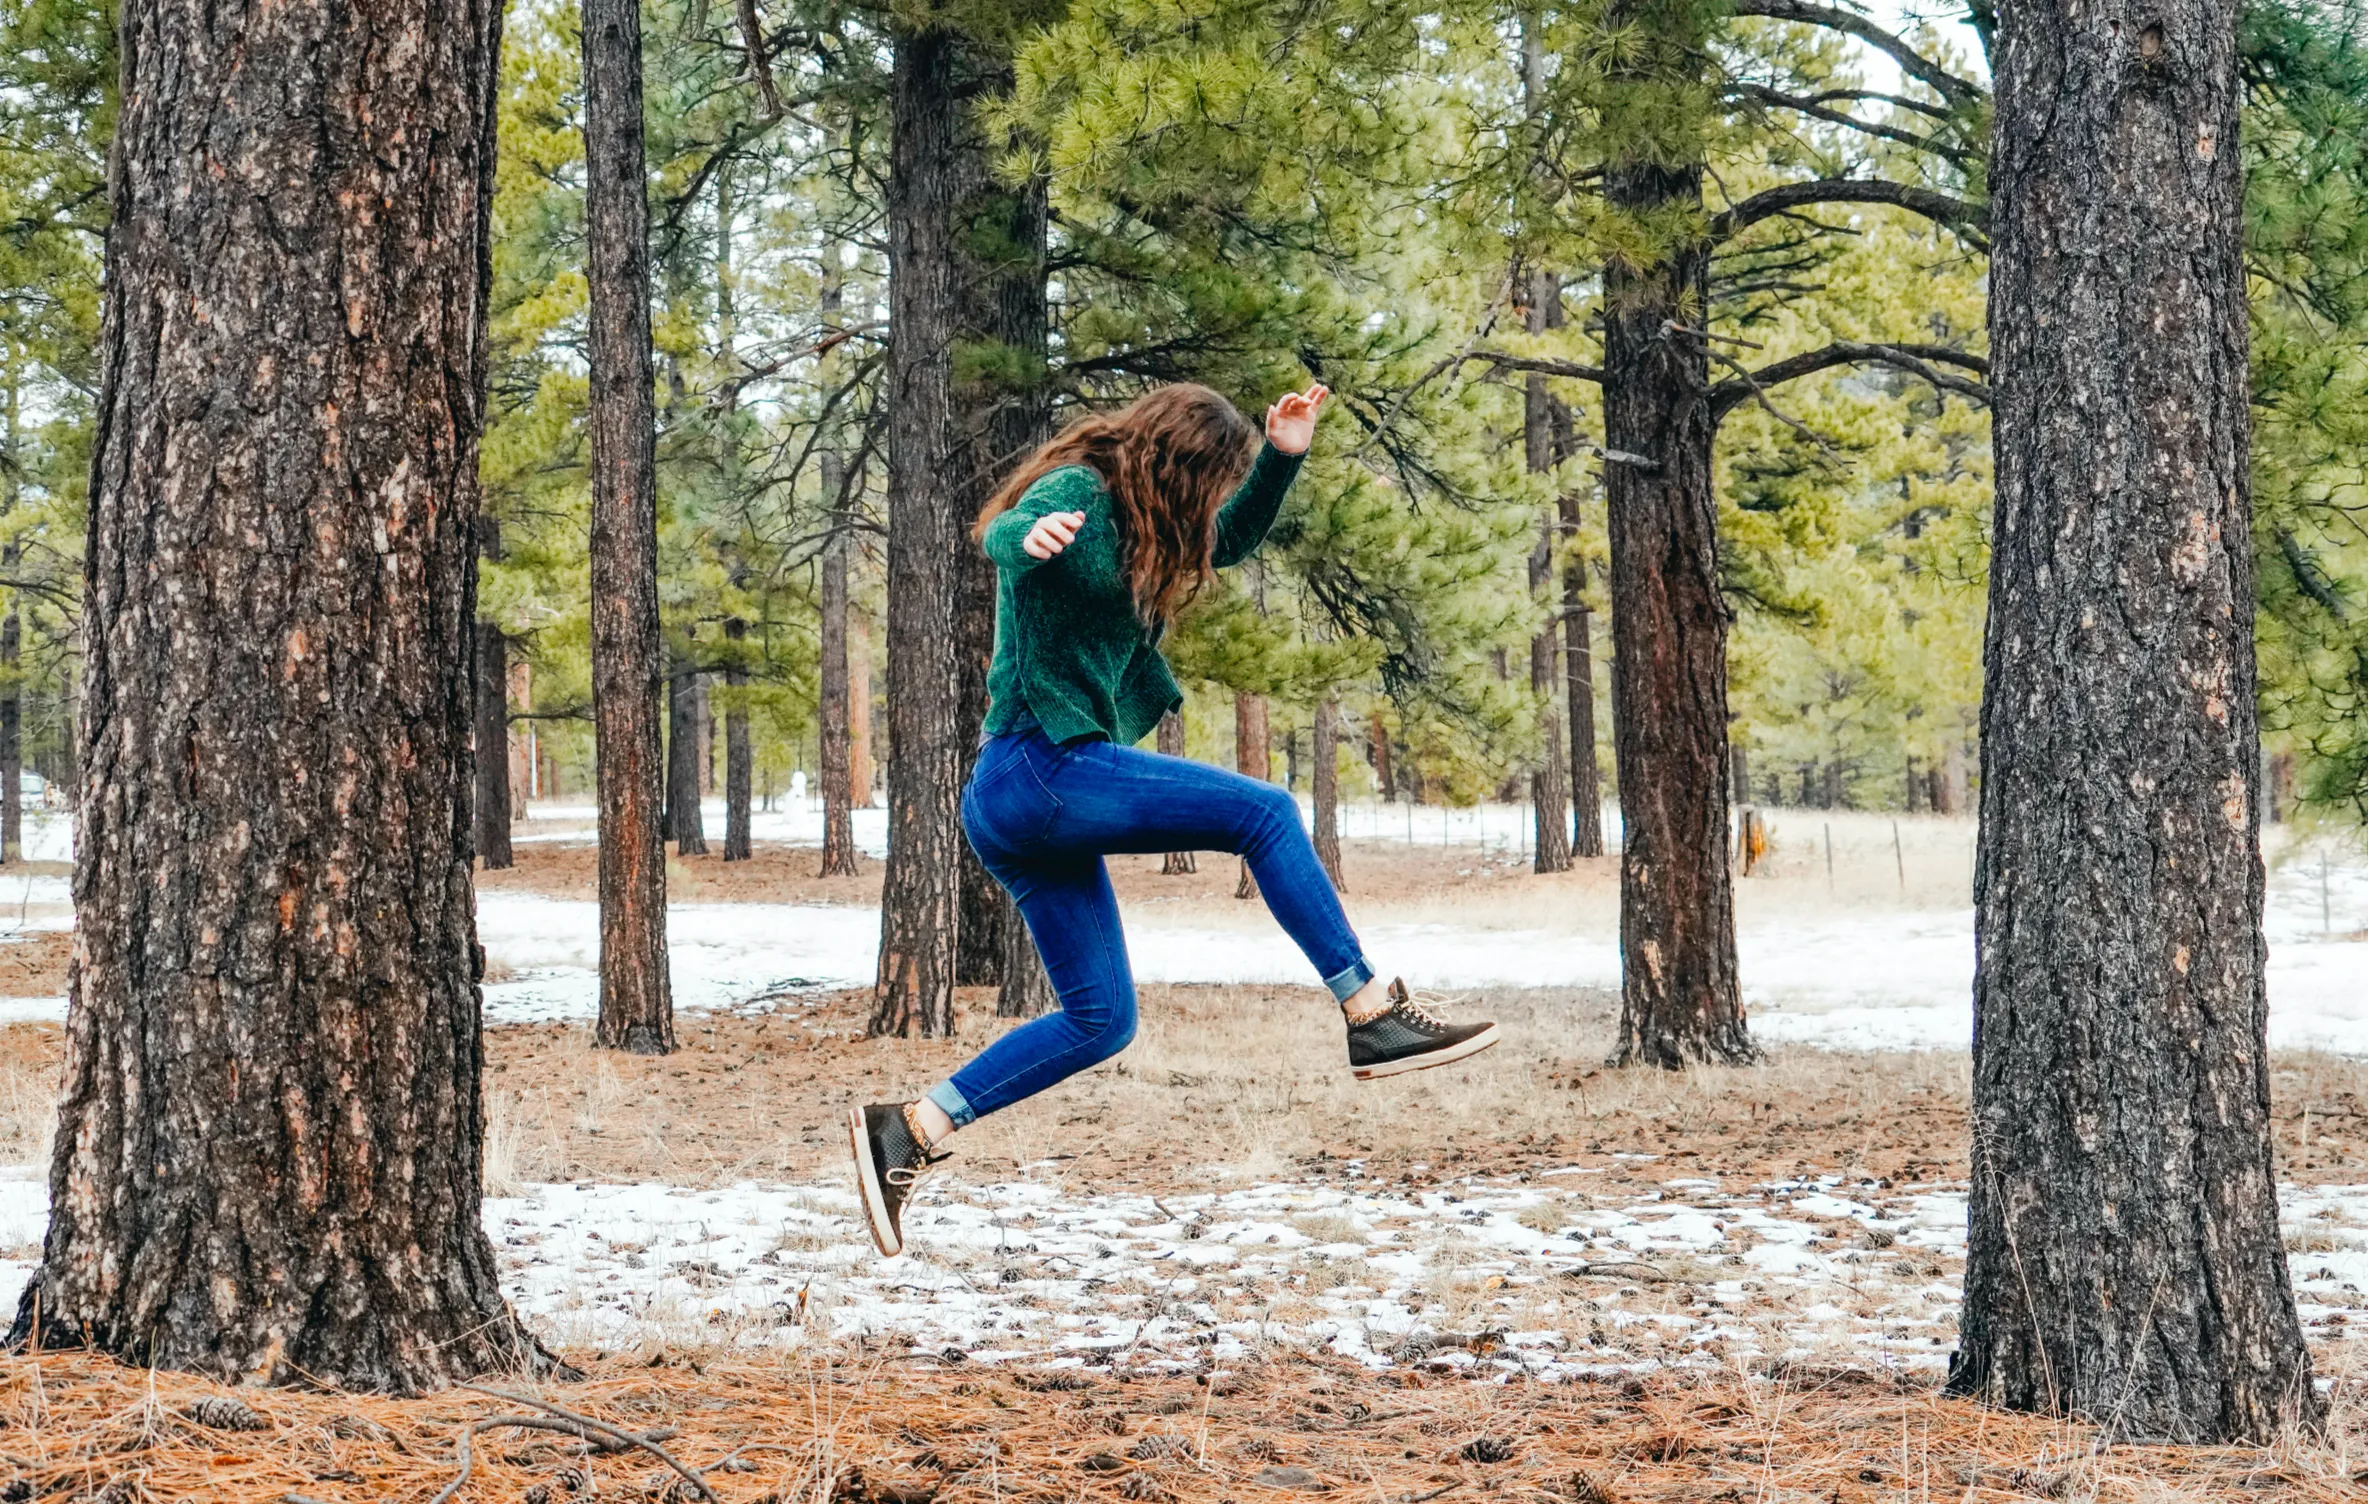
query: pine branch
[
  {"left": 1710, "top": 179, "right": 1989, "bottom": 246},
  {"left": 1463, "top": 351, "right": 1609, "bottom": 384},
  {"left": 1705, "top": 341, "right": 1991, "bottom": 420},
  {"left": 1727, "top": 0, "right": 1986, "bottom": 109},
  {"left": 1730, "top": 82, "right": 1973, "bottom": 163}
]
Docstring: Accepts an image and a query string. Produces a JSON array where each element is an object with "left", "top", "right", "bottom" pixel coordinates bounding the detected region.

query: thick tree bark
[
  {"left": 1950, "top": 0, "right": 2315, "bottom": 1440},
  {"left": 584, "top": 0, "right": 672, "bottom": 1053},
  {"left": 665, "top": 653, "right": 708, "bottom": 856},
  {"left": 1234, "top": 691, "right": 1270, "bottom": 900},
  {"left": 1312, "top": 694, "right": 1343, "bottom": 889},
  {"left": 995, "top": 910, "right": 1057, "bottom": 1019},
  {"left": 1602, "top": 149, "right": 1755, "bottom": 1067},
  {"left": 957, "top": 180, "right": 1051, "bottom": 992},
  {"left": 10, "top": 0, "right": 547, "bottom": 1390},
  {"left": 1158, "top": 710, "right": 1197, "bottom": 874},
  {"left": 874, "top": 23, "right": 1029, "bottom": 1036},
  {"left": 723, "top": 618, "right": 751, "bottom": 862}
]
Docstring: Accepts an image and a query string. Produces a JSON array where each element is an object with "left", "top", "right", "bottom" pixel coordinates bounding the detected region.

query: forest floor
[{"left": 0, "top": 802, "right": 2365, "bottom": 1498}]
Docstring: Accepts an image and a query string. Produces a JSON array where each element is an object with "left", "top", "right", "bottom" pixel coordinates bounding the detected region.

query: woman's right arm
[{"left": 983, "top": 470, "right": 1094, "bottom": 571}]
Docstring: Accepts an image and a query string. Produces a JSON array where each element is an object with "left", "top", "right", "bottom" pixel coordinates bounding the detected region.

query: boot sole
[
  {"left": 846, "top": 1106, "right": 904, "bottom": 1258},
  {"left": 1352, "top": 1023, "right": 1501, "bottom": 1081}
]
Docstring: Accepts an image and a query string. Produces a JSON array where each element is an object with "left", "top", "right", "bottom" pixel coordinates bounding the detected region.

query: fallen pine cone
[{"left": 180, "top": 1395, "right": 269, "bottom": 1432}]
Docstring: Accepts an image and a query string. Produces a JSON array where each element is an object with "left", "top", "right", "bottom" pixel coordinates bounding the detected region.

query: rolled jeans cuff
[
  {"left": 1323, "top": 958, "right": 1374, "bottom": 1004},
  {"left": 925, "top": 1079, "right": 976, "bottom": 1129}
]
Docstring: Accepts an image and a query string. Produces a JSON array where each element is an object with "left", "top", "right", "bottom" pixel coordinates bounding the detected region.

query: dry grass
[{"left": 0, "top": 1349, "right": 2360, "bottom": 1503}]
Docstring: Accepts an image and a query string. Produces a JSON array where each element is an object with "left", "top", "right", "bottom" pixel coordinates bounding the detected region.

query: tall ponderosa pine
[
  {"left": 1488, "top": 0, "right": 1989, "bottom": 1065},
  {"left": 874, "top": 17, "right": 1040, "bottom": 1035},
  {"left": 12, "top": 0, "right": 547, "bottom": 1388},
  {"left": 584, "top": 0, "right": 674, "bottom": 1052},
  {"left": 1951, "top": 0, "right": 2316, "bottom": 1439}
]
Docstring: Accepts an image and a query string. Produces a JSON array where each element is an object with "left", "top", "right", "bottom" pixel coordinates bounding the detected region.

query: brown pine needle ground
[{"left": 1, "top": 1349, "right": 2361, "bottom": 1503}]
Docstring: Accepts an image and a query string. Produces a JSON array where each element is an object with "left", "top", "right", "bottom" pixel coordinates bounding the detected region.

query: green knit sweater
[{"left": 980, "top": 442, "right": 1304, "bottom": 746}]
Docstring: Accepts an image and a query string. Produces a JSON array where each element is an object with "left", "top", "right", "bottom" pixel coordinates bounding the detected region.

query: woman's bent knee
[{"left": 1069, "top": 994, "right": 1138, "bottom": 1065}]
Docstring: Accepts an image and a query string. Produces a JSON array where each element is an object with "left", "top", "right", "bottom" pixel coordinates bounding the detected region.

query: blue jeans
[{"left": 930, "top": 728, "right": 1373, "bottom": 1126}]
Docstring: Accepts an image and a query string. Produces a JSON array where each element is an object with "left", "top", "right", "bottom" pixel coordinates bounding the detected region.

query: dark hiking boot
[
  {"left": 847, "top": 1102, "right": 950, "bottom": 1257},
  {"left": 1346, "top": 979, "right": 1500, "bottom": 1081}
]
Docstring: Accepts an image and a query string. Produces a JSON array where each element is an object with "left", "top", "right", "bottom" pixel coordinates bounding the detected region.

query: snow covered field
[
  {"left": 5, "top": 1163, "right": 2360, "bottom": 1379},
  {"left": 3, "top": 802, "right": 2365, "bottom": 1054}
]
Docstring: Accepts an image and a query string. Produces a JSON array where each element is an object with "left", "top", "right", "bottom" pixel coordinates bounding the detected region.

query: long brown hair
[{"left": 974, "top": 384, "right": 1261, "bottom": 625}]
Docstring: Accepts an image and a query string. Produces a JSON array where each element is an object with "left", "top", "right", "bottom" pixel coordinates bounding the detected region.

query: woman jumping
[{"left": 848, "top": 381, "right": 1500, "bottom": 1257}]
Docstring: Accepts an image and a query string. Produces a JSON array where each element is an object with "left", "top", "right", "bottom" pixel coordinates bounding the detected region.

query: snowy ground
[
  {"left": 4, "top": 802, "right": 2365, "bottom": 1054},
  {"left": 5, "top": 1163, "right": 2359, "bottom": 1379}
]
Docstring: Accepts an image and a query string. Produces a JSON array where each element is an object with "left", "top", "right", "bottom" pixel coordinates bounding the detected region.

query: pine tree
[
  {"left": 1952, "top": 0, "right": 2315, "bottom": 1439},
  {"left": 12, "top": 0, "right": 548, "bottom": 1390}
]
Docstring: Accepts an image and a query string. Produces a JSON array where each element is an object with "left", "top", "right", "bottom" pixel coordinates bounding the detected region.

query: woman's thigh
[{"left": 1038, "top": 738, "right": 1299, "bottom": 857}]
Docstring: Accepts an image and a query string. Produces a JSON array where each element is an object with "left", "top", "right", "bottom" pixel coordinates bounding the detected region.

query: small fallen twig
[
  {"left": 455, "top": 1383, "right": 721, "bottom": 1504},
  {"left": 1560, "top": 1260, "right": 1704, "bottom": 1285}
]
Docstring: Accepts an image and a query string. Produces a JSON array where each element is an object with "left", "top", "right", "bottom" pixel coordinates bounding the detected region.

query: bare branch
[
  {"left": 1710, "top": 178, "right": 1988, "bottom": 245},
  {"left": 1729, "top": 82, "right": 1973, "bottom": 163},
  {"left": 1727, "top": 0, "right": 1986, "bottom": 109},
  {"left": 1463, "top": 351, "right": 1609, "bottom": 384},
  {"left": 737, "top": 0, "right": 783, "bottom": 117},
  {"left": 1706, "top": 340, "right": 1991, "bottom": 420}
]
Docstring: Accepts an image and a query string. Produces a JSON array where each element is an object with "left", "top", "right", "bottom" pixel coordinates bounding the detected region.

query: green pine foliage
[{"left": 3, "top": 0, "right": 2366, "bottom": 824}]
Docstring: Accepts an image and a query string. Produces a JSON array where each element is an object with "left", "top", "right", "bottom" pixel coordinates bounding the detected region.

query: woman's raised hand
[
  {"left": 1264, "top": 383, "right": 1330, "bottom": 455},
  {"left": 1023, "top": 509, "right": 1088, "bottom": 561}
]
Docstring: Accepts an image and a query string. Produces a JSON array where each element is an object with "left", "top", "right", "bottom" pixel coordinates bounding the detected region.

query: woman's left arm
[{"left": 1212, "top": 384, "right": 1329, "bottom": 568}]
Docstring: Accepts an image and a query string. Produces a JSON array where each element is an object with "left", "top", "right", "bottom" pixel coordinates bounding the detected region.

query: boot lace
[{"left": 1393, "top": 989, "right": 1457, "bottom": 1031}]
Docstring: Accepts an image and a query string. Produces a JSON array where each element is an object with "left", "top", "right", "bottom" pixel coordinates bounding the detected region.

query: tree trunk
[
  {"left": 723, "top": 618, "right": 751, "bottom": 861},
  {"left": 697, "top": 673, "right": 715, "bottom": 797},
  {"left": 1601, "top": 146, "right": 1754, "bottom": 1067},
  {"left": 475, "top": 618, "right": 513, "bottom": 871},
  {"left": 1312, "top": 694, "right": 1343, "bottom": 889},
  {"left": 874, "top": 22, "right": 1030, "bottom": 1036},
  {"left": 994, "top": 906, "right": 1057, "bottom": 1019},
  {"left": 1951, "top": 0, "right": 2315, "bottom": 1440},
  {"left": 850, "top": 617, "right": 875, "bottom": 805},
  {"left": 472, "top": 516, "right": 513, "bottom": 871},
  {"left": 1369, "top": 709, "right": 1395, "bottom": 802},
  {"left": 1234, "top": 691, "right": 1270, "bottom": 900},
  {"left": 1158, "top": 710, "right": 1197, "bottom": 874},
  {"left": 819, "top": 508, "right": 861, "bottom": 876},
  {"left": 817, "top": 236, "right": 862, "bottom": 879},
  {"left": 1550, "top": 418, "right": 1607, "bottom": 858},
  {"left": 9, "top": 0, "right": 548, "bottom": 1390},
  {"left": 0, "top": 366, "right": 16, "bottom": 866},
  {"left": 1940, "top": 739, "right": 1967, "bottom": 816},
  {"left": 957, "top": 173, "right": 1052, "bottom": 993},
  {"left": 584, "top": 0, "right": 672, "bottom": 1053},
  {"left": 0, "top": 602, "right": 17, "bottom": 869},
  {"left": 1529, "top": 519, "right": 1574, "bottom": 875},
  {"left": 666, "top": 653, "right": 708, "bottom": 856}
]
